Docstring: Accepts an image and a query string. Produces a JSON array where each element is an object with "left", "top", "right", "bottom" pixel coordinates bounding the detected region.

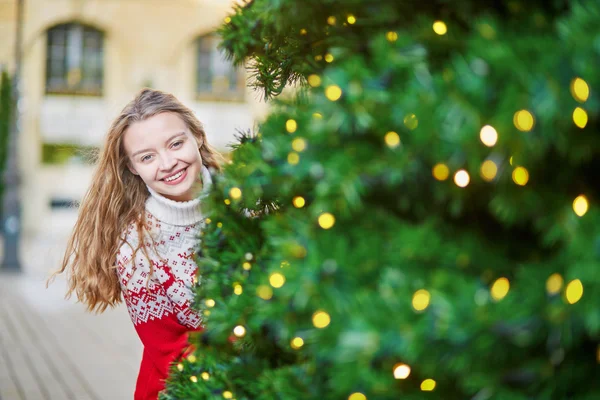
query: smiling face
[{"left": 123, "top": 112, "right": 204, "bottom": 202}]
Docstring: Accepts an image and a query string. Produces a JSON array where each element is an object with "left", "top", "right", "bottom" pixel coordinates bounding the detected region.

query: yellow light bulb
[
  {"left": 325, "top": 54, "right": 334, "bottom": 63},
  {"left": 403, "top": 113, "right": 418, "bottom": 130},
  {"left": 291, "top": 337, "right": 304, "bottom": 349},
  {"left": 573, "top": 107, "right": 588, "bottom": 128},
  {"left": 288, "top": 152, "right": 300, "bottom": 165},
  {"left": 512, "top": 167, "right": 529, "bottom": 186},
  {"left": 313, "top": 112, "right": 323, "bottom": 119},
  {"left": 412, "top": 289, "right": 431, "bottom": 311},
  {"left": 242, "top": 262, "right": 252, "bottom": 270},
  {"left": 325, "top": 85, "right": 343, "bottom": 101},
  {"left": 491, "top": 277, "right": 510, "bottom": 301},
  {"left": 233, "top": 325, "right": 246, "bottom": 337},
  {"left": 292, "top": 138, "right": 307, "bottom": 152},
  {"left": 177, "top": 363, "right": 184, "bottom": 371},
  {"left": 546, "top": 273, "right": 563, "bottom": 295},
  {"left": 229, "top": 187, "right": 242, "bottom": 199},
  {"left": 393, "top": 363, "right": 411, "bottom": 379},
  {"left": 257, "top": 285, "right": 273, "bottom": 300},
  {"left": 573, "top": 195, "right": 589, "bottom": 217},
  {"left": 347, "top": 15, "right": 356, "bottom": 24},
  {"left": 233, "top": 283, "right": 243, "bottom": 295},
  {"left": 480, "top": 160, "right": 498, "bottom": 182},
  {"left": 514, "top": 110, "right": 535, "bottom": 131},
  {"left": 386, "top": 31, "right": 398, "bottom": 42},
  {"left": 312, "top": 310, "right": 331, "bottom": 328},
  {"left": 480, "top": 125, "right": 498, "bottom": 147},
  {"left": 223, "top": 391, "right": 233, "bottom": 399},
  {"left": 454, "top": 170, "right": 470, "bottom": 187},
  {"left": 205, "top": 299, "right": 216, "bottom": 308},
  {"left": 217, "top": 222, "right": 223, "bottom": 228},
  {"left": 269, "top": 272, "right": 286, "bottom": 288},
  {"left": 421, "top": 379, "right": 437, "bottom": 391},
  {"left": 293, "top": 196, "right": 306, "bottom": 208},
  {"left": 300, "top": 28, "right": 307, "bottom": 35},
  {"left": 385, "top": 131, "right": 400, "bottom": 148},
  {"left": 224, "top": 17, "right": 231, "bottom": 23},
  {"left": 201, "top": 372, "right": 210, "bottom": 380},
  {"left": 308, "top": 74, "right": 321, "bottom": 87},
  {"left": 187, "top": 354, "right": 197, "bottom": 363},
  {"left": 570, "top": 77, "right": 590, "bottom": 103},
  {"left": 433, "top": 21, "right": 448, "bottom": 35},
  {"left": 318, "top": 213, "right": 336, "bottom": 229},
  {"left": 432, "top": 163, "right": 450, "bottom": 181},
  {"left": 190, "top": 375, "right": 198, "bottom": 383},
  {"left": 348, "top": 394, "right": 367, "bottom": 400},
  {"left": 286, "top": 119, "right": 298, "bottom": 133},
  {"left": 566, "top": 279, "right": 583, "bottom": 304},
  {"left": 224, "top": 199, "right": 231, "bottom": 205},
  {"left": 327, "top": 16, "right": 336, "bottom": 25}
]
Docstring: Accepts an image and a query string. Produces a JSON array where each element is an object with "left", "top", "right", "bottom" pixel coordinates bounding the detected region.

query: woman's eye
[
  {"left": 141, "top": 154, "right": 152, "bottom": 162},
  {"left": 172, "top": 140, "right": 183, "bottom": 148}
]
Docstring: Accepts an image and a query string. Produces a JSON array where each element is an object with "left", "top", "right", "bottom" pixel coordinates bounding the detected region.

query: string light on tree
[
  {"left": 257, "top": 285, "right": 273, "bottom": 300},
  {"left": 480, "top": 125, "right": 498, "bottom": 147},
  {"left": 288, "top": 152, "right": 300, "bottom": 165},
  {"left": 233, "top": 283, "right": 243, "bottom": 295},
  {"left": 421, "top": 379, "right": 437, "bottom": 391},
  {"left": 546, "top": 273, "right": 564, "bottom": 295},
  {"left": 385, "top": 131, "right": 400, "bottom": 148},
  {"left": 565, "top": 279, "right": 583, "bottom": 304},
  {"left": 292, "top": 138, "right": 307, "bottom": 152},
  {"left": 386, "top": 31, "right": 398, "bottom": 42},
  {"left": 233, "top": 325, "right": 246, "bottom": 337},
  {"left": 348, "top": 394, "right": 367, "bottom": 400},
  {"left": 433, "top": 21, "right": 448, "bottom": 35},
  {"left": 404, "top": 113, "right": 418, "bottom": 130},
  {"left": 269, "top": 272, "right": 286, "bottom": 288},
  {"left": 291, "top": 337, "right": 304, "bottom": 349},
  {"left": 454, "top": 170, "right": 470, "bottom": 187},
  {"left": 325, "top": 85, "right": 342, "bottom": 101},
  {"left": 347, "top": 15, "right": 356, "bottom": 24},
  {"left": 514, "top": 110, "right": 535, "bottom": 131},
  {"left": 190, "top": 375, "right": 198, "bottom": 383},
  {"left": 229, "top": 187, "right": 242, "bottom": 200},
  {"left": 187, "top": 354, "right": 197, "bottom": 363},
  {"left": 205, "top": 299, "right": 216, "bottom": 308},
  {"left": 293, "top": 196, "right": 306, "bottom": 208},
  {"left": 224, "top": 16, "right": 231, "bottom": 23},
  {"left": 325, "top": 54, "right": 334, "bottom": 63},
  {"left": 480, "top": 160, "right": 498, "bottom": 182},
  {"left": 412, "top": 289, "right": 431, "bottom": 311},
  {"left": 177, "top": 363, "right": 184, "bottom": 371},
  {"left": 318, "top": 212, "right": 336, "bottom": 229},
  {"left": 573, "top": 195, "right": 589, "bottom": 217},
  {"left": 393, "top": 363, "right": 411, "bottom": 379},
  {"left": 201, "top": 372, "right": 210, "bottom": 380},
  {"left": 223, "top": 391, "right": 233, "bottom": 399},
  {"left": 300, "top": 28, "right": 307, "bottom": 35},
  {"left": 312, "top": 310, "right": 331, "bottom": 328},
  {"left": 573, "top": 107, "right": 588, "bottom": 128},
  {"left": 570, "top": 77, "right": 590, "bottom": 102},
  {"left": 491, "top": 277, "right": 510, "bottom": 301},
  {"left": 512, "top": 167, "right": 529, "bottom": 186},
  {"left": 308, "top": 75, "right": 321, "bottom": 87},
  {"left": 313, "top": 112, "right": 323, "bottom": 119},
  {"left": 327, "top": 16, "right": 336, "bottom": 25},
  {"left": 286, "top": 119, "right": 298, "bottom": 133},
  {"left": 433, "top": 163, "right": 450, "bottom": 181},
  {"left": 224, "top": 199, "right": 231, "bottom": 205},
  {"left": 243, "top": 262, "right": 252, "bottom": 270}
]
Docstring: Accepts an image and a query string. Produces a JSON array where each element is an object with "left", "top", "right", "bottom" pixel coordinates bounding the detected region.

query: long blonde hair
[{"left": 48, "top": 88, "right": 223, "bottom": 313}]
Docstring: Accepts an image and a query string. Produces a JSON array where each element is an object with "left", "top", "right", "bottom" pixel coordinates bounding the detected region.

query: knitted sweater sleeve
[{"left": 116, "top": 222, "right": 202, "bottom": 400}]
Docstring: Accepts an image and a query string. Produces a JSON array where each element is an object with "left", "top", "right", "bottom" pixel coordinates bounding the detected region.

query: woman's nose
[{"left": 159, "top": 153, "right": 177, "bottom": 170}]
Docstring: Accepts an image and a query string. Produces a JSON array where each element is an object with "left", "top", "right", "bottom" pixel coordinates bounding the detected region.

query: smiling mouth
[{"left": 162, "top": 168, "right": 187, "bottom": 182}]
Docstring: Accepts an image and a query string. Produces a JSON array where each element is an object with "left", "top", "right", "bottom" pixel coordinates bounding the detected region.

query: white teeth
[{"left": 164, "top": 170, "right": 183, "bottom": 182}]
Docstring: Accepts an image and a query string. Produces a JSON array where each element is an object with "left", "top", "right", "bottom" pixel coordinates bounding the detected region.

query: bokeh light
[
  {"left": 566, "top": 279, "right": 583, "bottom": 304},
  {"left": 573, "top": 195, "right": 589, "bottom": 217}
]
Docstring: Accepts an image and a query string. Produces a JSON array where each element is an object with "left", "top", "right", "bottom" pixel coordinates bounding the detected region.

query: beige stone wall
[{"left": 0, "top": 0, "right": 269, "bottom": 235}]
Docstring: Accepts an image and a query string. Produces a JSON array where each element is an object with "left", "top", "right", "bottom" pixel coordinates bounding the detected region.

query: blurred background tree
[
  {"left": 163, "top": 0, "right": 600, "bottom": 399},
  {"left": 0, "top": 70, "right": 12, "bottom": 216}
]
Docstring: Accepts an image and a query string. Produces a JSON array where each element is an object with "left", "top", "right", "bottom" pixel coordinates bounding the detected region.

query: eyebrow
[{"left": 131, "top": 132, "right": 186, "bottom": 158}]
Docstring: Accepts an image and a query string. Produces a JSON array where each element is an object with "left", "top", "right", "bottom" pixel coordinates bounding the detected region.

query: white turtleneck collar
[{"left": 145, "top": 165, "right": 213, "bottom": 226}]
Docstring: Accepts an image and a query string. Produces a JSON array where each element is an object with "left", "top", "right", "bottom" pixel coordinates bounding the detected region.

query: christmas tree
[{"left": 163, "top": 0, "right": 600, "bottom": 398}]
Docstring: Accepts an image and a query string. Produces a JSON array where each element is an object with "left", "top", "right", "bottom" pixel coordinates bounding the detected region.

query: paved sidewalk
[{"left": 0, "top": 210, "right": 143, "bottom": 400}]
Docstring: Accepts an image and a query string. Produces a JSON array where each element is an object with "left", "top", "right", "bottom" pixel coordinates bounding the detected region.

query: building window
[
  {"left": 46, "top": 23, "right": 104, "bottom": 96},
  {"left": 196, "top": 35, "right": 245, "bottom": 101}
]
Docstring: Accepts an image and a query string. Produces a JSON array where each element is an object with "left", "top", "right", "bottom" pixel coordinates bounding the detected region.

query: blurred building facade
[{"left": 0, "top": 0, "right": 266, "bottom": 236}]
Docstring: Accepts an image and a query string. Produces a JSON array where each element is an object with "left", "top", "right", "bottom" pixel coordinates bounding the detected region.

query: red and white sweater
[{"left": 116, "top": 166, "right": 212, "bottom": 400}]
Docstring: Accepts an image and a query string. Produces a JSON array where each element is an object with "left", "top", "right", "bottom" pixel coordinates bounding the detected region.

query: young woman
[{"left": 49, "top": 88, "right": 223, "bottom": 399}]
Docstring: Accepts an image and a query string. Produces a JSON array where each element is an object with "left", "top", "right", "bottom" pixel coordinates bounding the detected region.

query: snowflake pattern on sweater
[{"left": 117, "top": 212, "right": 203, "bottom": 328}]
